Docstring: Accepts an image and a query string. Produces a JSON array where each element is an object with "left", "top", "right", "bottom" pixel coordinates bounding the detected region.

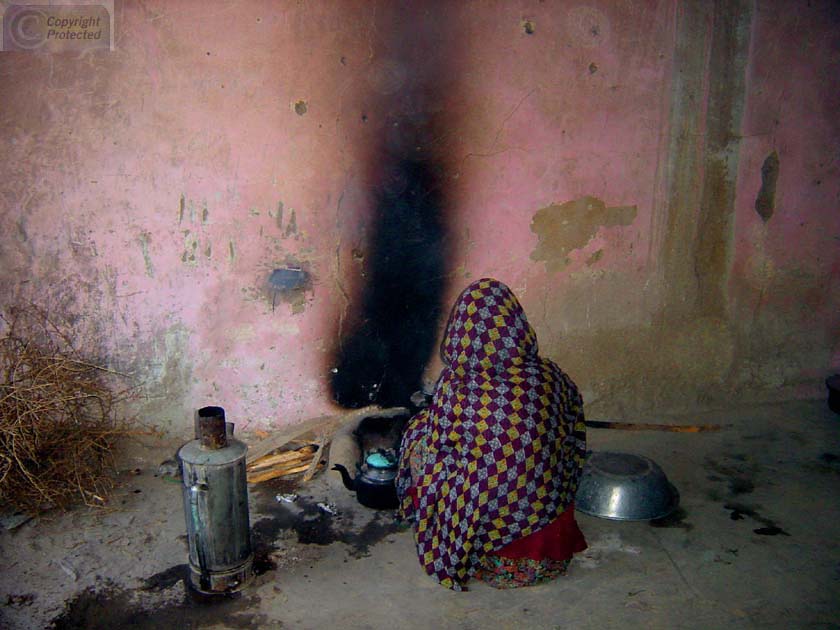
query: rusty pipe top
[{"left": 197, "top": 406, "right": 228, "bottom": 449}]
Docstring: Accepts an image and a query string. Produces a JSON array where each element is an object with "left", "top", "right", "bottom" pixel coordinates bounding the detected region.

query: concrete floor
[{"left": 1, "top": 400, "right": 839, "bottom": 629}]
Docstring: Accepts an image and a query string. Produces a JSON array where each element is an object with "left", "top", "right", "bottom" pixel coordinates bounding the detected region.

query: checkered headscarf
[{"left": 397, "top": 278, "right": 586, "bottom": 590}]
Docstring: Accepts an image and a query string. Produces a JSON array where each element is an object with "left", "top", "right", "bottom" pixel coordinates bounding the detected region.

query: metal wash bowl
[{"left": 575, "top": 451, "right": 680, "bottom": 521}]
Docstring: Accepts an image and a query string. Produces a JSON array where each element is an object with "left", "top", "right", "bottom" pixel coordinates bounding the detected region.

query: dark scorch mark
[{"left": 331, "top": 159, "right": 449, "bottom": 408}]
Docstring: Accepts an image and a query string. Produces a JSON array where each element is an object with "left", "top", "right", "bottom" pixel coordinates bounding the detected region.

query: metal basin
[{"left": 575, "top": 451, "right": 679, "bottom": 521}]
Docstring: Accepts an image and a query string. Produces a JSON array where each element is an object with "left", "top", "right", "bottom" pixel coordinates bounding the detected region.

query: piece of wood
[
  {"left": 245, "top": 405, "right": 408, "bottom": 464},
  {"left": 286, "top": 439, "right": 314, "bottom": 448},
  {"left": 584, "top": 420, "right": 725, "bottom": 433},
  {"left": 248, "top": 449, "right": 312, "bottom": 471},
  {"left": 247, "top": 462, "right": 316, "bottom": 484},
  {"left": 246, "top": 446, "right": 316, "bottom": 472},
  {"left": 247, "top": 462, "right": 310, "bottom": 483},
  {"left": 302, "top": 436, "right": 328, "bottom": 482}
]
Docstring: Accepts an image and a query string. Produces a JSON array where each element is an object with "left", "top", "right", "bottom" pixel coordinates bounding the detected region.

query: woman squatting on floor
[{"left": 398, "top": 278, "right": 588, "bottom": 590}]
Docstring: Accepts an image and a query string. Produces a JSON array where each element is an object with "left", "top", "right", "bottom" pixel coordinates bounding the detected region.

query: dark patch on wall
[
  {"left": 265, "top": 261, "right": 313, "bottom": 313},
  {"left": 268, "top": 267, "right": 308, "bottom": 292},
  {"left": 754, "top": 150, "right": 779, "bottom": 222},
  {"left": 328, "top": 3, "right": 458, "bottom": 409},
  {"left": 332, "top": 159, "right": 448, "bottom": 407}
]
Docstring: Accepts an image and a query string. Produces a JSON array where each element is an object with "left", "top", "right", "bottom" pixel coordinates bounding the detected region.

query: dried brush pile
[{"left": 0, "top": 305, "right": 130, "bottom": 512}]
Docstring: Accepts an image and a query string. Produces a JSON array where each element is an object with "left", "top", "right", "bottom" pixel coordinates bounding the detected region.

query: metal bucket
[{"left": 178, "top": 406, "right": 254, "bottom": 594}]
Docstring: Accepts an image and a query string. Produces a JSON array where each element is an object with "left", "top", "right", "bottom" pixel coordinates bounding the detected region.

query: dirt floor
[{"left": 1, "top": 399, "right": 839, "bottom": 629}]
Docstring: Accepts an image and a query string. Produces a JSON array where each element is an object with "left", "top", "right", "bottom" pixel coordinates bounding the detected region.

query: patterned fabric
[
  {"left": 397, "top": 278, "right": 586, "bottom": 591},
  {"left": 474, "top": 556, "right": 571, "bottom": 589}
]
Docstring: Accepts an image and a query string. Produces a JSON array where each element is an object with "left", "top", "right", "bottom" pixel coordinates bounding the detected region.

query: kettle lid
[{"left": 365, "top": 451, "right": 396, "bottom": 469}]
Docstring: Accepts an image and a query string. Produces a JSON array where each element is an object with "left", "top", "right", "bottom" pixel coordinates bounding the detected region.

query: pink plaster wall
[
  {"left": 1, "top": 1, "right": 837, "bottom": 434},
  {"left": 443, "top": 0, "right": 674, "bottom": 305},
  {"left": 729, "top": 1, "right": 840, "bottom": 395}
]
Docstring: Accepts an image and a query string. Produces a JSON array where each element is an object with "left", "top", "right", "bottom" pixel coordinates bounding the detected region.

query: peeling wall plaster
[{"left": 530, "top": 196, "right": 637, "bottom": 273}]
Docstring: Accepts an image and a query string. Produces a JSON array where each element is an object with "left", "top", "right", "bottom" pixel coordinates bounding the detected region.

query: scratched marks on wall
[{"left": 176, "top": 194, "right": 212, "bottom": 267}]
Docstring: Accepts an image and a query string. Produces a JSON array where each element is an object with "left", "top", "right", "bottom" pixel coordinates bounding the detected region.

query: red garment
[
  {"left": 490, "top": 503, "right": 587, "bottom": 562},
  {"left": 406, "top": 491, "right": 586, "bottom": 563}
]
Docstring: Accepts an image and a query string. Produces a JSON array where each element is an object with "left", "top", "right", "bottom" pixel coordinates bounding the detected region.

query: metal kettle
[{"left": 332, "top": 451, "right": 399, "bottom": 510}]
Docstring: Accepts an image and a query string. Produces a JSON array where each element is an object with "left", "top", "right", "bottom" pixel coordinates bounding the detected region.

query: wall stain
[
  {"left": 16, "top": 217, "right": 28, "bottom": 242},
  {"left": 691, "top": 0, "right": 752, "bottom": 317},
  {"left": 754, "top": 150, "right": 779, "bottom": 222},
  {"left": 178, "top": 194, "right": 185, "bottom": 225},
  {"left": 283, "top": 208, "right": 298, "bottom": 238},
  {"left": 530, "top": 196, "right": 636, "bottom": 273},
  {"left": 124, "top": 323, "right": 193, "bottom": 434},
  {"left": 228, "top": 239, "right": 236, "bottom": 264},
  {"left": 181, "top": 231, "right": 198, "bottom": 265},
  {"left": 276, "top": 201, "right": 284, "bottom": 230},
  {"left": 138, "top": 231, "right": 155, "bottom": 278},
  {"left": 331, "top": 158, "right": 449, "bottom": 408},
  {"left": 265, "top": 264, "right": 313, "bottom": 313}
]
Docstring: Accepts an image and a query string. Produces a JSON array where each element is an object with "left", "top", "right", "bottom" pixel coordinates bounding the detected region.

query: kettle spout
[{"left": 331, "top": 464, "right": 356, "bottom": 491}]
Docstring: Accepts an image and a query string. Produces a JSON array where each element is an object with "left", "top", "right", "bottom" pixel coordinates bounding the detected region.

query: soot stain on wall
[
  {"left": 329, "top": 3, "right": 457, "bottom": 409},
  {"left": 332, "top": 159, "right": 449, "bottom": 408}
]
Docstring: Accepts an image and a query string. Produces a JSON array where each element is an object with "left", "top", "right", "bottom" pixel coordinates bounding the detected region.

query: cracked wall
[{"left": 0, "top": 0, "right": 838, "bottom": 433}]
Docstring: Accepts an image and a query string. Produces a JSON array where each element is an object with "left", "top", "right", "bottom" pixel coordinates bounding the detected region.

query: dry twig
[{"left": 0, "top": 304, "right": 131, "bottom": 512}]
